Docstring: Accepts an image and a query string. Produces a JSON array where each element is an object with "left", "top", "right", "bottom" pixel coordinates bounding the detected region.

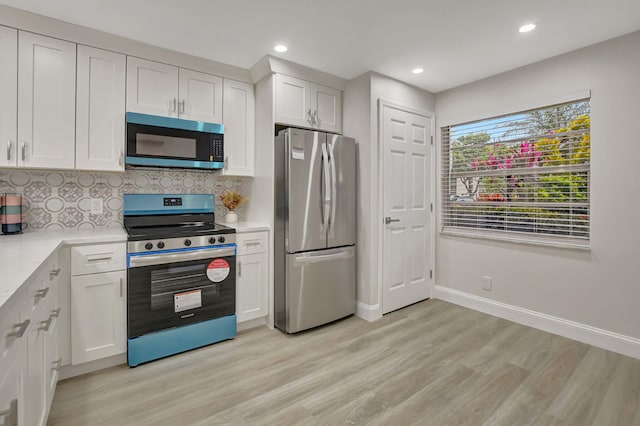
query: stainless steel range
[{"left": 124, "top": 194, "right": 237, "bottom": 367}]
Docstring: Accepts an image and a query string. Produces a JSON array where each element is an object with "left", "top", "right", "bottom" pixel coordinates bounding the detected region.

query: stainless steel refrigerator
[{"left": 274, "top": 128, "right": 356, "bottom": 333}]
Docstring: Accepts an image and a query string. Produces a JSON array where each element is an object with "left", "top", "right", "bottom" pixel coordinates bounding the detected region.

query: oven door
[{"left": 127, "top": 246, "right": 236, "bottom": 338}]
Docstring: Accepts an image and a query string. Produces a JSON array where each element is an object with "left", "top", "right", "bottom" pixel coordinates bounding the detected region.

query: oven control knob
[
  {"left": 184, "top": 239, "right": 192, "bottom": 247},
  {"left": 157, "top": 241, "right": 165, "bottom": 249},
  {"left": 144, "top": 243, "right": 153, "bottom": 250},
  {"left": 218, "top": 236, "right": 226, "bottom": 243},
  {"left": 208, "top": 237, "right": 216, "bottom": 244}
]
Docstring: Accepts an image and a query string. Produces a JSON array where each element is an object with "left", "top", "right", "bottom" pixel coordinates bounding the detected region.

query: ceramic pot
[{"left": 225, "top": 210, "right": 238, "bottom": 223}]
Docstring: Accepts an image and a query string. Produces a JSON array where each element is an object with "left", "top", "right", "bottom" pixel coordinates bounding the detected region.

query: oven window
[
  {"left": 150, "top": 263, "right": 219, "bottom": 310},
  {"left": 136, "top": 133, "right": 197, "bottom": 159}
]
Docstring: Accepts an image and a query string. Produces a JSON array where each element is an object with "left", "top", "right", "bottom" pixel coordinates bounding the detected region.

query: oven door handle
[{"left": 129, "top": 247, "right": 235, "bottom": 268}]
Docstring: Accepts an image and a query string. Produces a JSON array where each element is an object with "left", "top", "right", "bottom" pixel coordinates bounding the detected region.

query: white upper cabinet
[
  {"left": 275, "top": 74, "right": 342, "bottom": 133},
  {"left": 222, "top": 79, "right": 255, "bottom": 176},
  {"left": 127, "top": 57, "right": 224, "bottom": 124},
  {"left": 76, "top": 45, "right": 126, "bottom": 171},
  {"left": 310, "top": 83, "right": 342, "bottom": 134},
  {"left": 18, "top": 31, "right": 76, "bottom": 169},
  {"left": 179, "top": 68, "right": 223, "bottom": 123},
  {"left": 0, "top": 26, "right": 17, "bottom": 168},
  {"left": 126, "top": 57, "right": 179, "bottom": 117}
]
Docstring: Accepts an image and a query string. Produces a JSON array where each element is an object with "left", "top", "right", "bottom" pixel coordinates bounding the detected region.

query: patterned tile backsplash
[{"left": 0, "top": 169, "right": 248, "bottom": 231}]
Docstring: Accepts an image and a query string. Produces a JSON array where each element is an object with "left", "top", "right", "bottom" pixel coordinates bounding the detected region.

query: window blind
[{"left": 441, "top": 99, "right": 591, "bottom": 247}]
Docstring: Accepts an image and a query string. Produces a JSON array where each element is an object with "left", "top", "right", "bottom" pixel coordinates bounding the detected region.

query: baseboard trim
[
  {"left": 59, "top": 353, "right": 127, "bottom": 380},
  {"left": 238, "top": 317, "right": 267, "bottom": 332},
  {"left": 356, "top": 301, "right": 382, "bottom": 322},
  {"left": 435, "top": 285, "right": 640, "bottom": 360}
]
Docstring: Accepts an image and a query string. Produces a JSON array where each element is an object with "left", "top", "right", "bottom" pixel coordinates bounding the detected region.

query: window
[{"left": 441, "top": 98, "right": 591, "bottom": 247}]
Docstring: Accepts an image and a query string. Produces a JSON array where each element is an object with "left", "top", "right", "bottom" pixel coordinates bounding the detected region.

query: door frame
[{"left": 376, "top": 99, "right": 436, "bottom": 314}]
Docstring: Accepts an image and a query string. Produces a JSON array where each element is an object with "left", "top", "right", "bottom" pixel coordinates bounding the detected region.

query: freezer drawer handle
[{"left": 295, "top": 249, "right": 354, "bottom": 264}]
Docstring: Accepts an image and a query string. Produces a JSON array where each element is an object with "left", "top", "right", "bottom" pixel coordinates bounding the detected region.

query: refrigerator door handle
[
  {"left": 294, "top": 248, "right": 354, "bottom": 264},
  {"left": 329, "top": 142, "right": 337, "bottom": 232},
  {"left": 321, "top": 143, "right": 331, "bottom": 233}
]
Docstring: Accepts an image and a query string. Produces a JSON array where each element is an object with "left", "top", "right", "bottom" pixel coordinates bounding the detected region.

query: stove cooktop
[{"left": 125, "top": 222, "right": 235, "bottom": 241}]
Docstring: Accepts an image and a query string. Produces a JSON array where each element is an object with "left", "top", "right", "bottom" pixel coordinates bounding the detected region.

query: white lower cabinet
[
  {"left": 70, "top": 271, "right": 126, "bottom": 364},
  {"left": 0, "top": 354, "right": 24, "bottom": 426},
  {"left": 236, "top": 231, "right": 269, "bottom": 323},
  {"left": 70, "top": 243, "right": 127, "bottom": 365}
]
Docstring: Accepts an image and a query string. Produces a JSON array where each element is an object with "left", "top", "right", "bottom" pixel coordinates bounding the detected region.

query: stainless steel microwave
[{"left": 126, "top": 112, "right": 224, "bottom": 170}]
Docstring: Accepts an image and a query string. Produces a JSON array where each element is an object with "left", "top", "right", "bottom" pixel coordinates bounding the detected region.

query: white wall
[
  {"left": 344, "top": 72, "right": 435, "bottom": 309},
  {"left": 435, "top": 30, "right": 640, "bottom": 339}
]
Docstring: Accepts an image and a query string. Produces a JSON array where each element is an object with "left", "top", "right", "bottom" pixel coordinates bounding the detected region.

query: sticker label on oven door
[
  {"left": 174, "top": 289, "right": 202, "bottom": 313},
  {"left": 207, "top": 259, "right": 230, "bottom": 282}
]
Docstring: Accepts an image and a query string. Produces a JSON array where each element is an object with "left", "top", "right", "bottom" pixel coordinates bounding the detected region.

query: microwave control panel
[{"left": 211, "top": 134, "right": 224, "bottom": 162}]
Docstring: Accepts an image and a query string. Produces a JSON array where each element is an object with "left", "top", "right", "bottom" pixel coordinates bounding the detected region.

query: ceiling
[{"left": 2, "top": 0, "right": 640, "bottom": 93}]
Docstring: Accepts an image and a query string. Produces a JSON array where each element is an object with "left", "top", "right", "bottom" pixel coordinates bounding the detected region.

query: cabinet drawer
[
  {"left": 71, "top": 243, "right": 126, "bottom": 276},
  {"left": 236, "top": 232, "right": 267, "bottom": 255}
]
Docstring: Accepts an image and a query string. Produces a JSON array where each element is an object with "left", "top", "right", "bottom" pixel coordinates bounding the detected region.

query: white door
[
  {"left": 18, "top": 31, "right": 76, "bottom": 169},
  {"left": 0, "top": 26, "right": 17, "bottom": 167},
  {"left": 222, "top": 78, "right": 255, "bottom": 176},
  {"left": 381, "top": 103, "right": 433, "bottom": 314},
  {"left": 178, "top": 68, "right": 223, "bottom": 123},
  {"left": 76, "top": 45, "right": 126, "bottom": 171},
  {"left": 126, "top": 57, "right": 179, "bottom": 117},
  {"left": 310, "top": 83, "right": 342, "bottom": 133},
  {"left": 71, "top": 271, "right": 126, "bottom": 364},
  {"left": 275, "top": 74, "right": 312, "bottom": 128},
  {"left": 237, "top": 253, "right": 268, "bottom": 322}
]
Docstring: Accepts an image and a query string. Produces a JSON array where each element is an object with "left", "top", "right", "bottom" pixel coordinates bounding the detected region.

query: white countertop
[
  {"left": 0, "top": 228, "right": 127, "bottom": 310},
  {"left": 227, "top": 222, "right": 271, "bottom": 233}
]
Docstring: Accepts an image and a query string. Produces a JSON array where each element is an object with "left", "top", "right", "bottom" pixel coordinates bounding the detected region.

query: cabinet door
[
  {"left": 76, "top": 46, "right": 126, "bottom": 171},
  {"left": 311, "top": 83, "right": 342, "bottom": 133},
  {"left": 236, "top": 252, "right": 268, "bottom": 322},
  {"left": 0, "top": 355, "right": 24, "bottom": 426},
  {"left": 71, "top": 271, "right": 126, "bottom": 365},
  {"left": 0, "top": 26, "right": 17, "bottom": 168},
  {"left": 222, "top": 79, "right": 254, "bottom": 177},
  {"left": 126, "top": 57, "right": 179, "bottom": 117},
  {"left": 18, "top": 31, "right": 76, "bottom": 169},
  {"left": 178, "top": 68, "right": 223, "bottom": 123},
  {"left": 25, "top": 319, "right": 46, "bottom": 426},
  {"left": 275, "top": 74, "right": 312, "bottom": 128}
]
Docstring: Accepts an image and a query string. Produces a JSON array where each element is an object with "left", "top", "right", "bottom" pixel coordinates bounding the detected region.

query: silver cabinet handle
[
  {"left": 384, "top": 217, "right": 400, "bottom": 225},
  {"left": 119, "top": 278, "right": 123, "bottom": 298},
  {"left": 49, "top": 268, "right": 61, "bottom": 279},
  {"left": 51, "top": 307, "right": 61, "bottom": 318},
  {"left": 313, "top": 110, "right": 319, "bottom": 126},
  {"left": 224, "top": 156, "right": 229, "bottom": 170},
  {"left": 118, "top": 149, "right": 124, "bottom": 166},
  {"left": 238, "top": 261, "right": 242, "bottom": 277},
  {"left": 35, "top": 287, "right": 50, "bottom": 299},
  {"left": 179, "top": 99, "right": 185, "bottom": 114},
  {"left": 21, "top": 141, "right": 26, "bottom": 161},
  {"left": 0, "top": 399, "right": 17, "bottom": 426},
  {"left": 38, "top": 317, "right": 53, "bottom": 332},
  {"left": 6, "top": 140, "right": 11, "bottom": 161},
  {"left": 52, "top": 357, "right": 62, "bottom": 371},
  {"left": 307, "top": 108, "right": 313, "bottom": 125},
  {"left": 7, "top": 319, "right": 30, "bottom": 339},
  {"left": 172, "top": 98, "right": 177, "bottom": 113}
]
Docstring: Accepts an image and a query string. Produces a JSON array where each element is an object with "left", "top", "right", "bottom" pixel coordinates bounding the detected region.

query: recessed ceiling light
[
  {"left": 274, "top": 44, "right": 288, "bottom": 53},
  {"left": 519, "top": 24, "right": 536, "bottom": 33},
  {"left": 412, "top": 67, "right": 424, "bottom": 74}
]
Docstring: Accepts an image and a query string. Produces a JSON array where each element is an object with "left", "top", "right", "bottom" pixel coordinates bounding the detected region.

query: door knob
[{"left": 385, "top": 217, "right": 400, "bottom": 224}]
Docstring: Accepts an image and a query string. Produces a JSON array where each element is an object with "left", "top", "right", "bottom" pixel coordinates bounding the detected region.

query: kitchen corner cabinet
[
  {"left": 0, "top": 26, "right": 17, "bottom": 168},
  {"left": 236, "top": 231, "right": 269, "bottom": 323},
  {"left": 70, "top": 243, "right": 127, "bottom": 365},
  {"left": 76, "top": 45, "right": 126, "bottom": 171},
  {"left": 275, "top": 74, "right": 342, "bottom": 134},
  {"left": 0, "top": 253, "right": 64, "bottom": 426},
  {"left": 222, "top": 79, "right": 255, "bottom": 176},
  {"left": 127, "top": 57, "right": 223, "bottom": 124},
  {"left": 18, "top": 31, "right": 76, "bottom": 169}
]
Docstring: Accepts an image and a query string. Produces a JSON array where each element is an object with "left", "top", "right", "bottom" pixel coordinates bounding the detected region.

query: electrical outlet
[
  {"left": 482, "top": 276, "right": 492, "bottom": 291},
  {"left": 91, "top": 198, "right": 103, "bottom": 215}
]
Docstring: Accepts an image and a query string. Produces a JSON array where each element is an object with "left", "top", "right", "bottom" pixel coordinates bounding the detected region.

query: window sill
[{"left": 441, "top": 227, "right": 591, "bottom": 250}]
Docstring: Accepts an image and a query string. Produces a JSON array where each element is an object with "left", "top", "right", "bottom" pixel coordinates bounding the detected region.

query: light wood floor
[{"left": 48, "top": 300, "right": 640, "bottom": 425}]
